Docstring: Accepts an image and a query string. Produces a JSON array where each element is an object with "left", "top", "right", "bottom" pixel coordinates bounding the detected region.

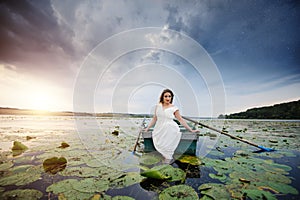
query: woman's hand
[
  {"left": 143, "top": 128, "right": 149, "bottom": 132},
  {"left": 190, "top": 129, "right": 200, "bottom": 133}
]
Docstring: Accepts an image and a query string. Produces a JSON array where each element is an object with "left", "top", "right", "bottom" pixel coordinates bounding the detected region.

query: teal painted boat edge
[{"left": 142, "top": 131, "right": 198, "bottom": 155}]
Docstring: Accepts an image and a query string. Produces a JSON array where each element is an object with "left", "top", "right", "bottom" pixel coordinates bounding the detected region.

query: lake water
[{"left": 0, "top": 115, "right": 299, "bottom": 199}]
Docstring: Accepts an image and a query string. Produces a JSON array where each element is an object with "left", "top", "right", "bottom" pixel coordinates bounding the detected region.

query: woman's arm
[
  {"left": 174, "top": 110, "right": 199, "bottom": 133},
  {"left": 144, "top": 105, "right": 158, "bottom": 132},
  {"left": 144, "top": 115, "right": 157, "bottom": 132}
]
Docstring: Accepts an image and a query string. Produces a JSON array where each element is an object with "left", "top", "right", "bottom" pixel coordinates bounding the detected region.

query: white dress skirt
[{"left": 152, "top": 104, "right": 182, "bottom": 159}]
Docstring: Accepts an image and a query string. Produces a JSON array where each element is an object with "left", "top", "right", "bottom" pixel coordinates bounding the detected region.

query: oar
[
  {"left": 133, "top": 117, "right": 146, "bottom": 153},
  {"left": 182, "top": 116, "right": 275, "bottom": 152}
]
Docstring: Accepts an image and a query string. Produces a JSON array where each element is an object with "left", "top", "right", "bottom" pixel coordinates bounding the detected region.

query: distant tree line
[{"left": 220, "top": 100, "right": 300, "bottom": 119}]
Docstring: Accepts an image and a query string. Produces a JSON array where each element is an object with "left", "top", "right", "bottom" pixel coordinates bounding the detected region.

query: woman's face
[{"left": 163, "top": 92, "right": 172, "bottom": 104}]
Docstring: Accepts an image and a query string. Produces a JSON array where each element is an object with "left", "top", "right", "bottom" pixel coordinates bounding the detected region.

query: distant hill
[
  {"left": 0, "top": 107, "right": 148, "bottom": 118},
  {"left": 0, "top": 107, "right": 89, "bottom": 116},
  {"left": 224, "top": 100, "right": 300, "bottom": 119}
]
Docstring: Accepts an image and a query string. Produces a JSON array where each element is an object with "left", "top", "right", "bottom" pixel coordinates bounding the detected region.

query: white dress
[{"left": 152, "top": 104, "right": 182, "bottom": 159}]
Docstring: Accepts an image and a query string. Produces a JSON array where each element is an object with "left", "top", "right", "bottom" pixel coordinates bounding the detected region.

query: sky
[{"left": 0, "top": 0, "right": 299, "bottom": 117}]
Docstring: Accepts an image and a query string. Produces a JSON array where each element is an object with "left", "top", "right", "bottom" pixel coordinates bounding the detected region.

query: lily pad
[
  {"left": 12, "top": 141, "right": 28, "bottom": 156},
  {"left": 139, "top": 153, "right": 161, "bottom": 165},
  {"left": 256, "top": 182, "right": 298, "bottom": 195},
  {"left": 141, "top": 165, "right": 171, "bottom": 180},
  {"left": 58, "top": 142, "right": 70, "bottom": 148},
  {"left": 242, "top": 189, "right": 276, "bottom": 200},
  {"left": 12, "top": 141, "right": 28, "bottom": 150},
  {"left": 43, "top": 156, "right": 67, "bottom": 174},
  {"left": 59, "top": 166, "right": 103, "bottom": 177},
  {"left": 141, "top": 164, "right": 186, "bottom": 182},
  {"left": 46, "top": 179, "right": 78, "bottom": 194},
  {"left": 209, "top": 173, "right": 227, "bottom": 182},
  {"left": 159, "top": 185, "right": 198, "bottom": 200},
  {"left": 1, "top": 189, "right": 43, "bottom": 200},
  {"left": 72, "top": 178, "right": 109, "bottom": 193},
  {"left": 26, "top": 136, "right": 36, "bottom": 140},
  {"left": 0, "top": 161, "right": 13, "bottom": 171},
  {"left": 178, "top": 155, "right": 201, "bottom": 165},
  {"left": 110, "top": 172, "right": 144, "bottom": 189},
  {"left": 199, "top": 183, "right": 231, "bottom": 199},
  {"left": 0, "top": 165, "right": 42, "bottom": 186}
]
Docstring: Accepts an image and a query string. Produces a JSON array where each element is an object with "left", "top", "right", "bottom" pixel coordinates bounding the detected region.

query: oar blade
[{"left": 258, "top": 145, "right": 275, "bottom": 152}]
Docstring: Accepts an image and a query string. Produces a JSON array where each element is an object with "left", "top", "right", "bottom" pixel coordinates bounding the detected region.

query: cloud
[
  {"left": 0, "top": 0, "right": 76, "bottom": 63},
  {"left": 0, "top": 0, "right": 299, "bottom": 115}
]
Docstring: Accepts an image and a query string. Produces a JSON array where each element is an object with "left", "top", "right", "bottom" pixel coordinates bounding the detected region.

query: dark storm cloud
[
  {"left": 164, "top": 0, "right": 300, "bottom": 82},
  {"left": 0, "top": 0, "right": 75, "bottom": 65}
]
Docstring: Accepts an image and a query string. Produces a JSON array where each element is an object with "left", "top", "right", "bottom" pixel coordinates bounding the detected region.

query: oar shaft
[
  {"left": 133, "top": 130, "right": 143, "bottom": 152},
  {"left": 182, "top": 116, "right": 260, "bottom": 148},
  {"left": 133, "top": 117, "right": 146, "bottom": 152}
]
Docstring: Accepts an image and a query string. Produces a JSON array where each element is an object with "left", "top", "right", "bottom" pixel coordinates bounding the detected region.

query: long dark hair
[{"left": 159, "top": 89, "right": 174, "bottom": 103}]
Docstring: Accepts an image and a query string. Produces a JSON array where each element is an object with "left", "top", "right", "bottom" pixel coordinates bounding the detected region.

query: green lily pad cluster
[
  {"left": 1, "top": 189, "right": 43, "bottom": 200},
  {"left": 0, "top": 165, "right": 42, "bottom": 186},
  {"left": 1, "top": 117, "right": 300, "bottom": 199},
  {"left": 46, "top": 172, "right": 144, "bottom": 199},
  {"left": 200, "top": 153, "right": 299, "bottom": 199}
]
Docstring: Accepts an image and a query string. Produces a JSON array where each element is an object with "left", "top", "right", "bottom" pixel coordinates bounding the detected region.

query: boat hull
[{"left": 142, "top": 131, "right": 198, "bottom": 155}]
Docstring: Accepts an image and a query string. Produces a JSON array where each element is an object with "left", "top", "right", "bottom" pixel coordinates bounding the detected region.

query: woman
[{"left": 144, "top": 89, "right": 199, "bottom": 163}]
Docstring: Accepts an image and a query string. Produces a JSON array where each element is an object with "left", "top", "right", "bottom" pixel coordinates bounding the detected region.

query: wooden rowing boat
[{"left": 142, "top": 125, "right": 198, "bottom": 155}]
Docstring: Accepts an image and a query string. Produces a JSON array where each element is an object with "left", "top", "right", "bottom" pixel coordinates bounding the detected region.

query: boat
[{"left": 142, "top": 125, "right": 199, "bottom": 155}]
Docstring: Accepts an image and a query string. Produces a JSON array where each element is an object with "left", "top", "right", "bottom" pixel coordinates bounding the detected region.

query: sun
[{"left": 28, "top": 90, "right": 56, "bottom": 111}]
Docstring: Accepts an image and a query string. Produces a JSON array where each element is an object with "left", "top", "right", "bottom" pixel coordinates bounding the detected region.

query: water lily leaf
[
  {"left": 166, "top": 167, "right": 186, "bottom": 182},
  {"left": 141, "top": 164, "right": 186, "bottom": 182},
  {"left": 46, "top": 179, "right": 78, "bottom": 194},
  {"left": 139, "top": 153, "right": 161, "bottom": 165},
  {"left": 58, "top": 142, "right": 70, "bottom": 148},
  {"left": 43, "top": 156, "right": 67, "bottom": 174},
  {"left": 12, "top": 150, "right": 25, "bottom": 157},
  {"left": 0, "top": 161, "right": 13, "bottom": 171},
  {"left": 59, "top": 166, "right": 103, "bottom": 177},
  {"left": 0, "top": 165, "right": 42, "bottom": 186},
  {"left": 199, "top": 183, "right": 231, "bottom": 199},
  {"left": 267, "top": 161, "right": 292, "bottom": 172},
  {"left": 26, "top": 136, "right": 36, "bottom": 140},
  {"left": 46, "top": 178, "right": 97, "bottom": 199},
  {"left": 12, "top": 141, "right": 28, "bottom": 150},
  {"left": 141, "top": 165, "right": 171, "bottom": 180},
  {"left": 1, "top": 189, "right": 43, "bottom": 200},
  {"left": 11, "top": 141, "right": 28, "bottom": 156},
  {"left": 242, "top": 189, "right": 277, "bottom": 200},
  {"left": 256, "top": 182, "right": 298, "bottom": 195},
  {"left": 58, "top": 189, "right": 94, "bottom": 200},
  {"left": 199, "top": 195, "right": 214, "bottom": 200},
  {"left": 209, "top": 173, "right": 227, "bottom": 182},
  {"left": 159, "top": 185, "right": 198, "bottom": 200},
  {"left": 72, "top": 178, "right": 109, "bottom": 193},
  {"left": 12, "top": 164, "right": 35, "bottom": 173},
  {"left": 110, "top": 172, "right": 144, "bottom": 189},
  {"left": 178, "top": 155, "right": 201, "bottom": 165}
]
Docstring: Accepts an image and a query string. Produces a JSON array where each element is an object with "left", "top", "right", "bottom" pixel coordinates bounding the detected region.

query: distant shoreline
[
  {"left": 223, "top": 99, "right": 300, "bottom": 120},
  {"left": 0, "top": 107, "right": 149, "bottom": 118}
]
